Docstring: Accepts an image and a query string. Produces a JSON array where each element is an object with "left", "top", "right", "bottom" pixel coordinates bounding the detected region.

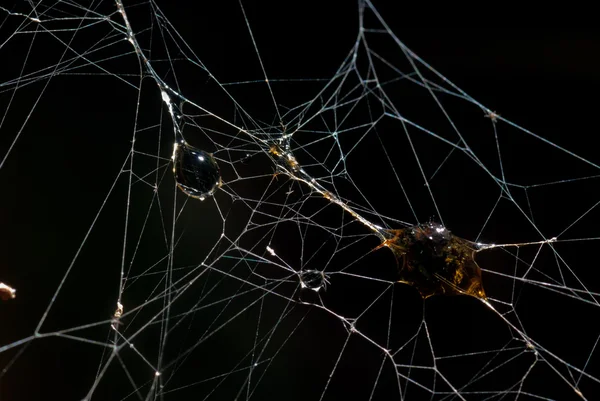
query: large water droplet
[{"left": 172, "top": 142, "right": 221, "bottom": 200}]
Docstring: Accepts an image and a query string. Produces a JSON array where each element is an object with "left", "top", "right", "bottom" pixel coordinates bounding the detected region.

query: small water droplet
[
  {"left": 299, "top": 269, "right": 330, "bottom": 292},
  {"left": 173, "top": 142, "right": 221, "bottom": 200}
]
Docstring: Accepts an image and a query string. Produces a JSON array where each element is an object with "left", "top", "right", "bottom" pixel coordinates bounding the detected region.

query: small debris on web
[
  {"left": 484, "top": 109, "right": 500, "bottom": 123},
  {"left": 0, "top": 282, "right": 16, "bottom": 300},
  {"left": 114, "top": 302, "right": 124, "bottom": 319},
  {"left": 111, "top": 302, "right": 124, "bottom": 330}
]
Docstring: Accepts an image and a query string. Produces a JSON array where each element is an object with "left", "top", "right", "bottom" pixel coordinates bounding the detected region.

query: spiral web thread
[{"left": 0, "top": 1, "right": 599, "bottom": 400}]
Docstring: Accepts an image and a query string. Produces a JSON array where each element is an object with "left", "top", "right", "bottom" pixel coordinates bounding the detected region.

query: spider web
[{"left": 1, "top": 1, "right": 599, "bottom": 400}]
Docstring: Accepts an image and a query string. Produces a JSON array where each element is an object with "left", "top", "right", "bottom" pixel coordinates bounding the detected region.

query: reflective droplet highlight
[{"left": 172, "top": 142, "right": 221, "bottom": 200}]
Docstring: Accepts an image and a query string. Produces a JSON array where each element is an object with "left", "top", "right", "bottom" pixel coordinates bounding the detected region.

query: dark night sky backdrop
[{"left": 1, "top": 1, "right": 599, "bottom": 400}]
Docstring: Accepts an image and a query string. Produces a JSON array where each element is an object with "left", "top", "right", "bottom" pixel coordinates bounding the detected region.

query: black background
[{"left": 1, "top": 1, "right": 599, "bottom": 400}]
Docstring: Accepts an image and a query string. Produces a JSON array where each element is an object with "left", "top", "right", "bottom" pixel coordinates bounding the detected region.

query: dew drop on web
[{"left": 172, "top": 141, "right": 221, "bottom": 200}]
